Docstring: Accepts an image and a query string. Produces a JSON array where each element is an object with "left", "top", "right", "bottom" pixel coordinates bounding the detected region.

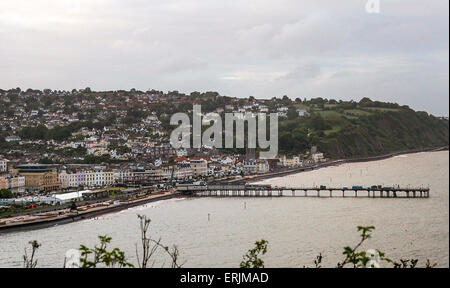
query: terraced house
[{"left": 59, "top": 169, "right": 115, "bottom": 189}]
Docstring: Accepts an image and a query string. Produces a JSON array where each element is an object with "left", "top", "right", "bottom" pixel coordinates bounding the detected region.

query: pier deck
[{"left": 180, "top": 185, "right": 430, "bottom": 199}]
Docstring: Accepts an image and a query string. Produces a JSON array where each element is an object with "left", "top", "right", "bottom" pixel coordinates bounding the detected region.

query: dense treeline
[
  {"left": 321, "top": 111, "right": 448, "bottom": 158},
  {"left": 279, "top": 106, "right": 449, "bottom": 159}
]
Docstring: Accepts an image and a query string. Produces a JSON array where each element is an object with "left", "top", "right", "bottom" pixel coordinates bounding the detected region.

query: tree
[
  {"left": 47, "top": 126, "right": 72, "bottom": 141},
  {"left": 19, "top": 125, "right": 48, "bottom": 140},
  {"left": 287, "top": 106, "right": 298, "bottom": 120},
  {"left": 281, "top": 95, "right": 291, "bottom": 105},
  {"left": 240, "top": 240, "right": 268, "bottom": 268},
  {"left": 79, "top": 235, "right": 134, "bottom": 268},
  {"left": 359, "top": 97, "right": 374, "bottom": 107},
  {"left": 308, "top": 114, "right": 331, "bottom": 131},
  {"left": 335, "top": 226, "right": 437, "bottom": 268},
  {"left": 39, "top": 158, "right": 54, "bottom": 164},
  {"left": 0, "top": 189, "right": 14, "bottom": 198}
]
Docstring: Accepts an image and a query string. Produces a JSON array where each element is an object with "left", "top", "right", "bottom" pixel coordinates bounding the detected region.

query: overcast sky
[{"left": 0, "top": 0, "right": 448, "bottom": 115}]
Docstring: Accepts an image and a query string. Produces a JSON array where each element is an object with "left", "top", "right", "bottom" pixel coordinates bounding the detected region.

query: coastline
[
  {"left": 1, "top": 146, "right": 447, "bottom": 233},
  {"left": 0, "top": 192, "right": 183, "bottom": 233},
  {"left": 226, "top": 145, "right": 449, "bottom": 184}
]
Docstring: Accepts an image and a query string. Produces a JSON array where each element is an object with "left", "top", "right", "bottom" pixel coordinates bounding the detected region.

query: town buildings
[
  {"left": 59, "top": 168, "right": 115, "bottom": 189},
  {"left": 0, "top": 149, "right": 329, "bottom": 196},
  {"left": 189, "top": 158, "right": 209, "bottom": 176},
  {"left": 15, "top": 164, "right": 61, "bottom": 192},
  {"left": 0, "top": 158, "right": 8, "bottom": 172}
]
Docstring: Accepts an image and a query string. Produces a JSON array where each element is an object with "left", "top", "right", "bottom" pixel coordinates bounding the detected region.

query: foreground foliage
[
  {"left": 22, "top": 220, "right": 437, "bottom": 268},
  {"left": 240, "top": 240, "right": 268, "bottom": 268},
  {"left": 79, "top": 235, "right": 134, "bottom": 268},
  {"left": 240, "top": 226, "right": 437, "bottom": 268}
]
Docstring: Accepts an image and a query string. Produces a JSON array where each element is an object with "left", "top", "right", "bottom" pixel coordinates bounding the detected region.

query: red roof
[{"left": 174, "top": 156, "right": 189, "bottom": 163}]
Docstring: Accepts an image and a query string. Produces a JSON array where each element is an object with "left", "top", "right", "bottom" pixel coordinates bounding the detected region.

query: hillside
[
  {"left": 278, "top": 98, "right": 449, "bottom": 159},
  {"left": 0, "top": 88, "right": 448, "bottom": 162}
]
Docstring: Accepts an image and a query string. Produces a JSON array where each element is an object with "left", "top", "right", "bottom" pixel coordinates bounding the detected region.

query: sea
[{"left": 0, "top": 151, "right": 448, "bottom": 268}]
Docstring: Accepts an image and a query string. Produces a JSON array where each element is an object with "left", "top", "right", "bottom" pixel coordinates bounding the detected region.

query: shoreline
[
  {"left": 226, "top": 146, "right": 449, "bottom": 184},
  {"left": 0, "top": 192, "right": 183, "bottom": 233},
  {"left": 1, "top": 146, "right": 447, "bottom": 233}
]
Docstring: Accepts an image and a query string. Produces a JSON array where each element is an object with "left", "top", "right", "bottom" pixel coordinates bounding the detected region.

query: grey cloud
[
  {"left": 281, "top": 63, "right": 322, "bottom": 81},
  {"left": 0, "top": 0, "right": 448, "bottom": 115}
]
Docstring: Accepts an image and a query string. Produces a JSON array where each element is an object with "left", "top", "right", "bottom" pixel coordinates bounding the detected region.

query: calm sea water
[{"left": 0, "top": 151, "right": 448, "bottom": 268}]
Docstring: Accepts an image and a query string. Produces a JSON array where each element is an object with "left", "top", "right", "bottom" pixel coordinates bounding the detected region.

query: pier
[{"left": 178, "top": 184, "right": 430, "bottom": 199}]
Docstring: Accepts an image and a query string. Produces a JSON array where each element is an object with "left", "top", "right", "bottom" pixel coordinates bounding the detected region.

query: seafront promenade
[{"left": 0, "top": 190, "right": 180, "bottom": 232}]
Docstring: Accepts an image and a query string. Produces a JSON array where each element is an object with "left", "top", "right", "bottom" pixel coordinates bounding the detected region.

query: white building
[
  {"left": 312, "top": 153, "right": 325, "bottom": 163},
  {"left": 256, "top": 160, "right": 270, "bottom": 174},
  {"left": 85, "top": 170, "right": 115, "bottom": 187},
  {"left": 59, "top": 170, "right": 81, "bottom": 189},
  {"left": 278, "top": 155, "right": 287, "bottom": 167},
  {"left": 189, "top": 158, "right": 208, "bottom": 176},
  {"left": 175, "top": 164, "right": 194, "bottom": 179},
  {"left": 297, "top": 109, "right": 310, "bottom": 117},
  {"left": 0, "top": 159, "right": 8, "bottom": 172},
  {"left": 51, "top": 190, "right": 90, "bottom": 204},
  {"left": 176, "top": 149, "right": 188, "bottom": 157},
  {"left": 5, "top": 136, "right": 21, "bottom": 143},
  {"left": 242, "top": 160, "right": 269, "bottom": 174},
  {"left": 114, "top": 169, "right": 132, "bottom": 183},
  {"left": 259, "top": 105, "right": 269, "bottom": 112},
  {"left": 285, "top": 156, "right": 302, "bottom": 167},
  {"left": 9, "top": 175, "right": 25, "bottom": 189},
  {"left": 277, "top": 112, "right": 287, "bottom": 118},
  {"left": 243, "top": 161, "right": 257, "bottom": 174},
  {"left": 60, "top": 169, "right": 115, "bottom": 189}
]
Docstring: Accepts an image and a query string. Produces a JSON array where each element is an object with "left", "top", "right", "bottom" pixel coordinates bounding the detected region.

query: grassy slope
[{"left": 279, "top": 106, "right": 449, "bottom": 159}]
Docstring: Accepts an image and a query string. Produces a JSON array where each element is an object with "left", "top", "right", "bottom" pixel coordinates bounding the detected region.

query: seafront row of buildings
[{"left": 0, "top": 151, "right": 325, "bottom": 195}]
